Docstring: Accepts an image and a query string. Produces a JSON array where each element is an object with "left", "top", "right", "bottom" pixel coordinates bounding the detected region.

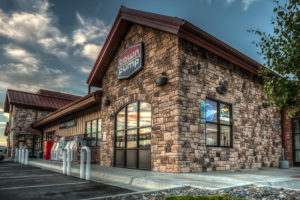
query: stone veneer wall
[
  {"left": 100, "top": 24, "right": 181, "bottom": 172},
  {"left": 9, "top": 105, "right": 50, "bottom": 150},
  {"left": 176, "top": 38, "right": 282, "bottom": 172}
]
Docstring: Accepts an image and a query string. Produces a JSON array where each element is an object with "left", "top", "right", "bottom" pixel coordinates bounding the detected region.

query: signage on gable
[{"left": 117, "top": 43, "right": 143, "bottom": 79}]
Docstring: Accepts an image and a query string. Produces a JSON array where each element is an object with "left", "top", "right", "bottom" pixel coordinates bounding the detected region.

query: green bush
[{"left": 165, "top": 194, "right": 246, "bottom": 200}]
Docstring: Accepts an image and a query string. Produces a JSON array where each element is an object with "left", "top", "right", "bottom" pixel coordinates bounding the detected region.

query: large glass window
[
  {"left": 115, "top": 102, "right": 152, "bottom": 149},
  {"left": 205, "top": 98, "right": 232, "bottom": 147},
  {"left": 85, "top": 118, "right": 101, "bottom": 146}
]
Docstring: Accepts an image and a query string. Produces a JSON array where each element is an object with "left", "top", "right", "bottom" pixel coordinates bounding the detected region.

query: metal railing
[
  {"left": 62, "top": 146, "right": 71, "bottom": 176},
  {"left": 80, "top": 146, "right": 91, "bottom": 181}
]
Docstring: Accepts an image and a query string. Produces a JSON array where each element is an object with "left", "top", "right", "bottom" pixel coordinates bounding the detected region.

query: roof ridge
[
  {"left": 36, "top": 89, "right": 81, "bottom": 101},
  {"left": 7, "top": 89, "right": 36, "bottom": 95}
]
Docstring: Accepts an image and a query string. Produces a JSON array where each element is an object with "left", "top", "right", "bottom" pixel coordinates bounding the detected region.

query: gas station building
[{"left": 4, "top": 7, "right": 300, "bottom": 172}]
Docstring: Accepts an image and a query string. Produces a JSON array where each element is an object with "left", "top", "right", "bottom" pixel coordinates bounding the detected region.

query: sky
[{"left": 0, "top": 0, "right": 277, "bottom": 146}]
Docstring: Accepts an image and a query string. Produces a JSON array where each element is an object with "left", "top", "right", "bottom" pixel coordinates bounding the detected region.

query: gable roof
[
  {"left": 87, "top": 6, "right": 265, "bottom": 87},
  {"left": 36, "top": 89, "right": 80, "bottom": 101},
  {"left": 3, "top": 89, "right": 82, "bottom": 113}
]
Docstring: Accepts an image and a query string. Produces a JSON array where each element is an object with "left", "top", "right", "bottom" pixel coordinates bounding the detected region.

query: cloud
[
  {"left": 4, "top": 44, "right": 40, "bottom": 69},
  {"left": 0, "top": 1, "right": 69, "bottom": 57},
  {"left": 242, "top": 0, "right": 260, "bottom": 11},
  {"left": 82, "top": 44, "right": 102, "bottom": 60},
  {"left": 80, "top": 66, "right": 93, "bottom": 74},
  {"left": 0, "top": 109, "right": 9, "bottom": 119},
  {"left": 72, "top": 13, "right": 109, "bottom": 60},
  {"left": 224, "top": 0, "right": 260, "bottom": 10},
  {"left": 0, "top": 0, "right": 106, "bottom": 112}
]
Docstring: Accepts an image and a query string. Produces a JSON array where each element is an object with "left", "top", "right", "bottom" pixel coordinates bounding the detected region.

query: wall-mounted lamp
[
  {"left": 156, "top": 72, "right": 168, "bottom": 86},
  {"left": 197, "top": 63, "right": 201, "bottom": 70},
  {"left": 216, "top": 85, "right": 227, "bottom": 94},
  {"left": 263, "top": 101, "right": 270, "bottom": 108},
  {"left": 103, "top": 99, "right": 111, "bottom": 106}
]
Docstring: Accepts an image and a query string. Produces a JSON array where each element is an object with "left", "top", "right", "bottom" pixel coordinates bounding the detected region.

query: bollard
[
  {"left": 80, "top": 146, "right": 91, "bottom": 181},
  {"left": 18, "top": 149, "right": 21, "bottom": 163},
  {"left": 11, "top": 148, "right": 14, "bottom": 159},
  {"left": 21, "top": 148, "right": 25, "bottom": 164},
  {"left": 24, "top": 149, "right": 29, "bottom": 165},
  {"left": 14, "top": 148, "right": 19, "bottom": 162},
  {"left": 62, "top": 147, "right": 71, "bottom": 175}
]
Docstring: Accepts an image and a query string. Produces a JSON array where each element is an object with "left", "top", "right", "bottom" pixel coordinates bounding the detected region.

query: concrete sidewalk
[{"left": 27, "top": 158, "right": 300, "bottom": 191}]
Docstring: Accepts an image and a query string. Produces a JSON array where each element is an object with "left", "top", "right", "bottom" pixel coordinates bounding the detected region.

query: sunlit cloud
[
  {"left": 72, "top": 12, "right": 109, "bottom": 60},
  {"left": 0, "top": 0, "right": 70, "bottom": 57},
  {"left": 225, "top": 0, "right": 260, "bottom": 10}
]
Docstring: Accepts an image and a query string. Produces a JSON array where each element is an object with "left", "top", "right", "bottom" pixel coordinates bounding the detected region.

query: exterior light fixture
[
  {"left": 103, "top": 99, "right": 111, "bottom": 106},
  {"left": 263, "top": 101, "right": 270, "bottom": 108},
  {"left": 216, "top": 85, "right": 227, "bottom": 94},
  {"left": 197, "top": 63, "right": 201, "bottom": 70},
  {"left": 156, "top": 72, "right": 168, "bottom": 86}
]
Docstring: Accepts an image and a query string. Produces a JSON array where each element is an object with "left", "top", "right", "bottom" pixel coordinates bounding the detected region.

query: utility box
[
  {"left": 50, "top": 137, "right": 60, "bottom": 161},
  {"left": 71, "top": 136, "right": 86, "bottom": 162},
  {"left": 58, "top": 137, "right": 71, "bottom": 161}
]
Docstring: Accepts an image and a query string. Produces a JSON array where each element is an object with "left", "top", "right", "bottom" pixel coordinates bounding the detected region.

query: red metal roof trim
[
  {"left": 3, "top": 89, "right": 82, "bottom": 113},
  {"left": 37, "top": 89, "right": 81, "bottom": 101}
]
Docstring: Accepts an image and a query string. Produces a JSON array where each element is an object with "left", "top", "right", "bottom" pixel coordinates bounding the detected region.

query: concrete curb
[{"left": 28, "top": 160, "right": 180, "bottom": 190}]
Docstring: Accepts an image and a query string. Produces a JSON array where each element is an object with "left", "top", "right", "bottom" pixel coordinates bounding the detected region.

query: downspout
[{"left": 281, "top": 109, "right": 285, "bottom": 150}]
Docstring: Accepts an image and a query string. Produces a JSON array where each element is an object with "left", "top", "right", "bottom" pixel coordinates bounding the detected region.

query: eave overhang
[{"left": 32, "top": 91, "right": 102, "bottom": 129}]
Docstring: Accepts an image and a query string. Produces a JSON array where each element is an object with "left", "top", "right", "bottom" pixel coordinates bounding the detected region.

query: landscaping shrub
[{"left": 165, "top": 194, "right": 246, "bottom": 200}]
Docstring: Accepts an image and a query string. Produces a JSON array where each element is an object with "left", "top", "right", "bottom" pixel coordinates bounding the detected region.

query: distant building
[{"left": 3, "top": 89, "right": 81, "bottom": 157}]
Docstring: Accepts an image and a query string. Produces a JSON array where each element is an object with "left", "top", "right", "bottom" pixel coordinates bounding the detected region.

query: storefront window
[
  {"left": 85, "top": 118, "right": 102, "bottom": 147},
  {"left": 86, "top": 121, "right": 92, "bottom": 137},
  {"left": 205, "top": 98, "right": 232, "bottom": 147},
  {"left": 116, "top": 131, "right": 125, "bottom": 148},
  {"left": 127, "top": 102, "right": 138, "bottom": 128},
  {"left": 139, "top": 127, "right": 151, "bottom": 148},
  {"left": 117, "top": 108, "right": 125, "bottom": 130},
  {"left": 46, "top": 131, "right": 56, "bottom": 141},
  {"left": 97, "top": 119, "right": 102, "bottom": 146},
  {"left": 115, "top": 101, "right": 152, "bottom": 149},
  {"left": 91, "top": 119, "right": 97, "bottom": 146}
]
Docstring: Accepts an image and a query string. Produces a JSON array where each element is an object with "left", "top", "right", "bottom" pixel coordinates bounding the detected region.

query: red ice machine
[{"left": 43, "top": 141, "right": 53, "bottom": 160}]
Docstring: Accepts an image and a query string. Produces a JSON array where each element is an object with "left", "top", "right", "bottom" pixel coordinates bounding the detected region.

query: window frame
[
  {"left": 114, "top": 101, "right": 152, "bottom": 151},
  {"left": 205, "top": 97, "right": 233, "bottom": 148},
  {"left": 85, "top": 118, "right": 102, "bottom": 146},
  {"left": 46, "top": 130, "right": 56, "bottom": 141}
]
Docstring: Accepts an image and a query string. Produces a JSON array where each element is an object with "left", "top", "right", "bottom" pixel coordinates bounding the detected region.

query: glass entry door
[
  {"left": 293, "top": 118, "right": 300, "bottom": 166},
  {"left": 115, "top": 102, "right": 152, "bottom": 170}
]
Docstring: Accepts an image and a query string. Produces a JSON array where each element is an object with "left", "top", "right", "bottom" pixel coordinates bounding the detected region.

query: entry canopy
[
  {"left": 32, "top": 91, "right": 102, "bottom": 129},
  {"left": 87, "top": 6, "right": 279, "bottom": 88}
]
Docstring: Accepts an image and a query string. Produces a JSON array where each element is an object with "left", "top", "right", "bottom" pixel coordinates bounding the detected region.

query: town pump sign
[{"left": 117, "top": 43, "right": 143, "bottom": 79}]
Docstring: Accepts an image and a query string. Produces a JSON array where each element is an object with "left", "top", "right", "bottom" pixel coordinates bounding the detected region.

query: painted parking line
[
  {"left": 0, "top": 182, "right": 88, "bottom": 191},
  {"left": 0, "top": 174, "right": 60, "bottom": 179},
  {"left": 0, "top": 169, "right": 46, "bottom": 173}
]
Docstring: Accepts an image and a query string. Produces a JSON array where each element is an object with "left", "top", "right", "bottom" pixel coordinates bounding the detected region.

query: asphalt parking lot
[{"left": 0, "top": 161, "right": 133, "bottom": 200}]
